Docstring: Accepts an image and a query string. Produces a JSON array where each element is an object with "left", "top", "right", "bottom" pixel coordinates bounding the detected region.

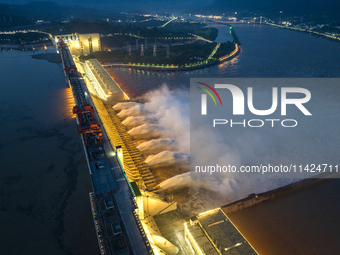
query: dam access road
[{"left": 59, "top": 38, "right": 151, "bottom": 255}]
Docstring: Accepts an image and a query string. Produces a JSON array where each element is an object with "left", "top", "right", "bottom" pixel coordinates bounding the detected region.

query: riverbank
[
  {"left": 268, "top": 23, "right": 340, "bottom": 43},
  {"left": 0, "top": 40, "right": 53, "bottom": 51},
  {"left": 101, "top": 43, "right": 240, "bottom": 71},
  {"left": 222, "top": 171, "right": 340, "bottom": 214}
]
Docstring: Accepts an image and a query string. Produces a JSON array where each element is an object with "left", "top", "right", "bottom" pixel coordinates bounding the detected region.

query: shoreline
[
  {"left": 267, "top": 23, "right": 340, "bottom": 43},
  {"left": 0, "top": 40, "right": 53, "bottom": 51},
  {"left": 215, "top": 21, "right": 340, "bottom": 43},
  {"left": 222, "top": 171, "right": 340, "bottom": 214},
  {"left": 102, "top": 44, "right": 241, "bottom": 71}
]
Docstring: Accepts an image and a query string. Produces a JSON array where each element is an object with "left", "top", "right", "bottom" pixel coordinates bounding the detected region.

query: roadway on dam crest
[{"left": 80, "top": 76, "right": 150, "bottom": 255}]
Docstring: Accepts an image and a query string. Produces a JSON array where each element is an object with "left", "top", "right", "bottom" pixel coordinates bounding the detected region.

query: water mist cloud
[
  {"left": 128, "top": 124, "right": 167, "bottom": 140},
  {"left": 159, "top": 172, "right": 296, "bottom": 205},
  {"left": 140, "top": 85, "right": 190, "bottom": 154},
  {"left": 137, "top": 138, "right": 178, "bottom": 156},
  {"left": 145, "top": 151, "right": 190, "bottom": 169},
  {"left": 117, "top": 104, "right": 149, "bottom": 120},
  {"left": 122, "top": 116, "right": 158, "bottom": 130},
  {"left": 126, "top": 85, "right": 300, "bottom": 212},
  {"left": 113, "top": 102, "right": 142, "bottom": 111},
  {"left": 142, "top": 85, "right": 299, "bottom": 210}
]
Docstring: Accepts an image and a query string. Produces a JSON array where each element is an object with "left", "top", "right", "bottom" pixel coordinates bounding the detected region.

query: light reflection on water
[
  {"left": 0, "top": 48, "right": 97, "bottom": 254},
  {"left": 61, "top": 87, "right": 77, "bottom": 119}
]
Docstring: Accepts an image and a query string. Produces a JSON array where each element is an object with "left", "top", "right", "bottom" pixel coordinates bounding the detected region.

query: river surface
[
  {"left": 226, "top": 178, "right": 340, "bottom": 255},
  {"left": 1, "top": 24, "right": 340, "bottom": 254},
  {"left": 0, "top": 49, "right": 99, "bottom": 255},
  {"left": 108, "top": 24, "right": 340, "bottom": 98}
]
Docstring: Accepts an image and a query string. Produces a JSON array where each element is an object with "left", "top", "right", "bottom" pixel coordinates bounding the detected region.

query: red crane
[{"left": 73, "top": 104, "right": 103, "bottom": 146}]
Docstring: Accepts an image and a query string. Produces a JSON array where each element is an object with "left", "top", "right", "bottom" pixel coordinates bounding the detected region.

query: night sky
[
  {"left": 0, "top": 0, "right": 214, "bottom": 11},
  {"left": 2, "top": 0, "right": 338, "bottom": 16}
]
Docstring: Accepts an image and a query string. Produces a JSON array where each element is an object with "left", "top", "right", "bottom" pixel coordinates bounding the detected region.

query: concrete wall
[
  {"left": 143, "top": 195, "right": 177, "bottom": 216},
  {"left": 79, "top": 34, "right": 101, "bottom": 55},
  {"left": 222, "top": 177, "right": 333, "bottom": 214},
  {"left": 56, "top": 33, "right": 101, "bottom": 55}
]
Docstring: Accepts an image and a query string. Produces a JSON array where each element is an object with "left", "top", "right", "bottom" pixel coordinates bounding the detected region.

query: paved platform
[
  {"left": 90, "top": 159, "right": 119, "bottom": 194},
  {"left": 196, "top": 209, "right": 257, "bottom": 255},
  {"left": 154, "top": 210, "right": 195, "bottom": 255}
]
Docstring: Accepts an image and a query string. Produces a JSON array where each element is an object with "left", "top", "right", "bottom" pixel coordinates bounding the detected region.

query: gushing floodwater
[
  {"left": 114, "top": 86, "right": 191, "bottom": 177},
  {"left": 115, "top": 85, "right": 190, "bottom": 154},
  {"left": 109, "top": 24, "right": 340, "bottom": 214},
  {"left": 137, "top": 138, "right": 178, "bottom": 156},
  {"left": 113, "top": 102, "right": 142, "bottom": 111},
  {"left": 137, "top": 81, "right": 340, "bottom": 214},
  {"left": 122, "top": 116, "right": 158, "bottom": 130},
  {"left": 128, "top": 124, "right": 166, "bottom": 140},
  {"left": 117, "top": 86, "right": 298, "bottom": 210},
  {"left": 145, "top": 151, "right": 190, "bottom": 169},
  {"left": 117, "top": 104, "right": 149, "bottom": 119}
]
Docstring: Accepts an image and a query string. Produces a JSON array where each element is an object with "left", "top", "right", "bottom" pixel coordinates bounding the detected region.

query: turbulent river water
[{"left": 106, "top": 24, "right": 340, "bottom": 214}]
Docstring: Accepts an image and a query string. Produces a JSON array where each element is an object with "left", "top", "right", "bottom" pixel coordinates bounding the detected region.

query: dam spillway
[
  {"left": 58, "top": 36, "right": 257, "bottom": 255},
  {"left": 89, "top": 95, "right": 160, "bottom": 192},
  {"left": 75, "top": 54, "right": 160, "bottom": 192}
]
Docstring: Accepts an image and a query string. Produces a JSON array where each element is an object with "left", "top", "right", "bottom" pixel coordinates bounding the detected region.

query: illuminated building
[{"left": 55, "top": 33, "right": 101, "bottom": 55}]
